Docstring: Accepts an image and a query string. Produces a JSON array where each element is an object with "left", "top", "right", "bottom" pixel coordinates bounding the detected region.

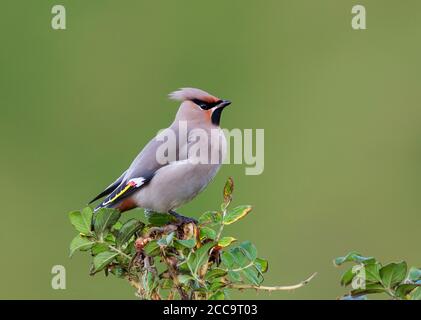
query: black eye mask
[{"left": 191, "top": 99, "right": 222, "bottom": 110}]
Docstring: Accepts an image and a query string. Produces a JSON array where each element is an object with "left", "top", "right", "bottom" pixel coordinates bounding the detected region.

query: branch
[
  {"left": 229, "top": 261, "right": 255, "bottom": 272},
  {"left": 127, "top": 277, "right": 141, "bottom": 291},
  {"left": 108, "top": 245, "right": 132, "bottom": 260},
  {"left": 227, "top": 272, "right": 317, "bottom": 292},
  {"left": 160, "top": 248, "right": 189, "bottom": 300}
]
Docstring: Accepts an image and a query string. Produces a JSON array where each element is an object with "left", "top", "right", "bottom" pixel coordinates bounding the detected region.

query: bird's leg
[{"left": 168, "top": 210, "right": 198, "bottom": 225}]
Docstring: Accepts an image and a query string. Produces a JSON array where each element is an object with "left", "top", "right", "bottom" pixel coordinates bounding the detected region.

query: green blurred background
[{"left": 1, "top": 0, "right": 420, "bottom": 299}]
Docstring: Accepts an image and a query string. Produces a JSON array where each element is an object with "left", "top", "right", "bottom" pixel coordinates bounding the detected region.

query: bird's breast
[{"left": 186, "top": 127, "right": 226, "bottom": 165}]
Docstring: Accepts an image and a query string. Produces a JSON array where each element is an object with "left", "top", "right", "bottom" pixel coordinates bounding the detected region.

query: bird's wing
[
  {"left": 92, "top": 127, "right": 184, "bottom": 210},
  {"left": 90, "top": 121, "right": 192, "bottom": 212},
  {"left": 88, "top": 170, "right": 127, "bottom": 204},
  {"left": 94, "top": 176, "right": 153, "bottom": 211}
]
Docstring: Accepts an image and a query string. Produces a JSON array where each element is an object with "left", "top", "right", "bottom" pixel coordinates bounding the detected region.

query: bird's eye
[{"left": 192, "top": 99, "right": 212, "bottom": 110}]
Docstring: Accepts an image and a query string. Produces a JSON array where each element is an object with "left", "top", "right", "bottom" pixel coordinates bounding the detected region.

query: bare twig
[{"left": 227, "top": 272, "right": 317, "bottom": 292}]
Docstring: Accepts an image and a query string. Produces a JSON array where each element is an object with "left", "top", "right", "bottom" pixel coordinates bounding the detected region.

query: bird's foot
[{"left": 168, "top": 210, "right": 198, "bottom": 225}]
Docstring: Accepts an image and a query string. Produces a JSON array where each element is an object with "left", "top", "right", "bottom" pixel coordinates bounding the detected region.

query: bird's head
[{"left": 169, "top": 88, "right": 231, "bottom": 126}]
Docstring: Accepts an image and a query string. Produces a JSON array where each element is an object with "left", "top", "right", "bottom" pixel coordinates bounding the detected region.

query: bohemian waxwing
[{"left": 89, "top": 88, "right": 231, "bottom": 223}]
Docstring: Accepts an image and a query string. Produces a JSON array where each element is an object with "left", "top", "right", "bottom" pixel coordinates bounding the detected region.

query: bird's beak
[{"left": 219, "top": 100, "right": 231, "bottom": 108}]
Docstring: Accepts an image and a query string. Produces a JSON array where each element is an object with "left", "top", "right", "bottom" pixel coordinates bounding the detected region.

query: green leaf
[
  {"left": 231, "top": 247, "right": 250, "bottom": 268},
  {"left": 115, "top": 219, "right": 144, "bottom": 248},
  {"left": 239, "top": 241, "right": 257, "bottom": 261},
  {"left": 380, "top": 262, "right": 407, "bottom": 288},
  {"left": 177, "top": 260, "right": 190, "bottom": 273},
  {"left": 144, "top": 240, "right": 160, "bottom": 256},
  {"left": 157, "top": 237, "right": 168, "bottom": 247},
  {"left": 104, "top": 233, "right": 116, "bottom": 244},
  {"left": 396, "top": 284, "right": 418, "bottom": 299},
  {"left": 157, "top": 232, "right": 174, "bottom": 247},
  {"left": 177, "top": 274, "right": 194, "bottom": 285},
  {"left": 242, "top": 267, "right": 261, "bottom": 285},
  {"left": 200, "top": 226, "right": 216, "bottom": 241},
  {"left": 365, "top": 263, "right": 382, "bottom": 283},
  {"left": 217, "top": 237, "right": 237, "bottom": 248},
  {"left": 161, "top": 279, "right": 173, "bottom": 290},
  {"left": 410, "top": 287, "right": 421, "bottom": 300},
  {"left": 222, "top": 177, "right": 234, "bottom": 209},
  {"left": 205, "top": 268, "right": 227, "bottom": 281},
  {"left": 143, "top": 272, "right": 158, "bottom": 295},
  {"left": 91, "top": 243, "right": 109, "bottom": 255},
  {"left": 223, "top": 205, "right": 252, "bottom": 225},
  {"left": 92, "top": 251, "right": 118, "bottom": 273},
  {"left": 188, "top": 242, "right": 215, "bottom": 275},
  {"left": 194, "top": 242, "right": 215, "bottom": 269},
  {"left": 408, "top": 267, "right": 421, "bottom": 282},
  {"left": 351, "top": 283, "right": 385, "bottom": 296},
  {"left": 255, "top": 258, "right": 269, "bottom": 274},
  {"left": 112, "top": 221, "right": 123, "bottom": 231},
  {"left": 110, "top": 266, "right": 126, "bottom": 278},
  {"left": 209, "top": 280, "right": 225, "bottom": 291},
  {"left": 174, "top": 238, "right": 197, "bottom": 250},
  {"left": 198, "top": 211, "right": 221, "bottom": 225},
  {"left": 340, "top": 267, "right": 355, "bottom": 286},
  {"left": 68, "top": 208, "right": 92, "bottom": 235},
  {"left": 69, "top": 235, "right": 93, "bottom": 257},
  {"left": 228, "top": 270, "right": 241, "bottom": 282},
  {"left": 165, "top": 232, "right": 175, "bottom": 245},
  {"left": 147, "top": 212, "right": 176, "bottom": 226},
  {"left": 209, "top": 291, "right": 225, "bottom": 300},
  {"left": 221, "top": 251, "right": 235, "bottom": 269},
  {"left": 333, "top": 252, "right": 375, "bottom": 266},
  {"left": 94, "top": 208, "right": 121, "bottom": 239}
]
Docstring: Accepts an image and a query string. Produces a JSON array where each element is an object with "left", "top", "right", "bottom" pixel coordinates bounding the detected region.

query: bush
[
  {"left": 335, "top": 252, "right": 421, "bottom": 300},
  {"left": 69, "top": 177, "right": 316, "bottom": 300}
]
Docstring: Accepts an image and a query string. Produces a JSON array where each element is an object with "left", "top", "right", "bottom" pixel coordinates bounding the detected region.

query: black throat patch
[{"left": 211, "top": 107, "right": 225, "bottom": 126}]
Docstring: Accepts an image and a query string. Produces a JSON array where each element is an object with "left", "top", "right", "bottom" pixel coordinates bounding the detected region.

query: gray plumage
[{"left": 89, "top": 88, "right": 231, "bottom": 220}]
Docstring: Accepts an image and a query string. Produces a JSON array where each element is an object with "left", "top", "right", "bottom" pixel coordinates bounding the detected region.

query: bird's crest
[{"left": 169, "top": 88, "right": 219, "bottom": 104}]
